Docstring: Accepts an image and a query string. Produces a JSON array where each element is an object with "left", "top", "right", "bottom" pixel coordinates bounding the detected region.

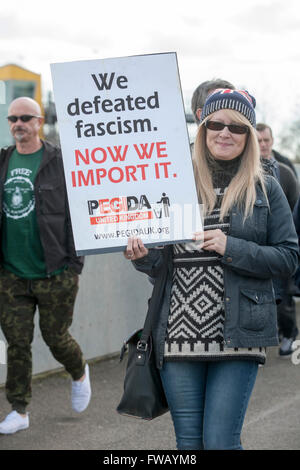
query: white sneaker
[
  {"left": 0, "top": 411, "right": 29, "bottom": 434},
  {"left": 71, "top": 363, "right": 91, "bottom": 413}
]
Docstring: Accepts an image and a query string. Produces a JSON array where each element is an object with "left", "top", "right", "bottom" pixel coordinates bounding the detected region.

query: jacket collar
[{"left": 38, "top": 140, "right": 60, "bottom": 172}]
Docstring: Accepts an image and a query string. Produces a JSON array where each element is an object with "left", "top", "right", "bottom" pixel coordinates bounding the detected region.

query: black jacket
[
  {"left": 0, "top": 141, "right": 83, "bottom": 275},
  {"left": 273, "top": 149, "right": 298, "bottom": 180}
]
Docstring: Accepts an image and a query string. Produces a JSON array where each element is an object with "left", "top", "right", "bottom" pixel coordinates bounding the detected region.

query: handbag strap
[{"left": 137, "top": 246, "right": 171, "bottom": 351}]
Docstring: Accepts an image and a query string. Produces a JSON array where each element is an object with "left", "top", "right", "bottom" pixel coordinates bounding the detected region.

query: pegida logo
[
  {"left": 88, "top": 195, "right": 151, "bottom": 214},
  {"left": 87, "top": 193, "right": 170, "bottom": 225}
]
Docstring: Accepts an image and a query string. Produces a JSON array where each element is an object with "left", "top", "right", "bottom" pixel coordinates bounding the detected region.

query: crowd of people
[{"left": 0, "top": 79, "right": 299, "bottom": 450}]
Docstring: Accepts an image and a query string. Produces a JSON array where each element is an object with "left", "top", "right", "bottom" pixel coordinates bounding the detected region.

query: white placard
[{"left": 51, "top": 52, "right": 202, "bottom": 255}]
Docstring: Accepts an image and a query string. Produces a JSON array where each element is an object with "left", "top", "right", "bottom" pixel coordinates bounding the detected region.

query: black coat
[{"left": 0, "top": 141, "right": 83, "bottom": 275}]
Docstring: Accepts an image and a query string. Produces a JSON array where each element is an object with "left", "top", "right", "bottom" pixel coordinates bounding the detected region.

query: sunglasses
[
  {"left": 205, "top": 120, "right": 249, "bottom": 135},
  {"left": 7, "top": 115, "right": 41, "bottom": 123}
]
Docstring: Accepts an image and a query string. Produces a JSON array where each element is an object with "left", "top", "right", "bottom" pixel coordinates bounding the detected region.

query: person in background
[
  {"left": 191, "top": 78, "right": 235, "bottom": 125},
  {"left": 292, "top": 196, "right": 300, "bottom": 291},
  {"left": 257, "top": 123, "right": 299, "bottom": 357},
  {"left": 256, "top": 122, "right": 298, "bottom": 181},
  {"left": 124, "top": 89, "right": 298, "bottom": 450},
  {"left": 0, "top": 97, "right": 91, "bottom": 435}
]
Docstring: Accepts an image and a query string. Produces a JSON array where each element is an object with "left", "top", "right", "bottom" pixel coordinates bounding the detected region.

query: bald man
[
  {"left": 7, "top": 97, "right": 43, "bottom": 149},
  {"left": 0, "top": 97, "right": 91, "bottom": 434}
]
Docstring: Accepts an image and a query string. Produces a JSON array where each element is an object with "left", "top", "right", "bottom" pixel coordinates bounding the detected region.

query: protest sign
[{"left": 51, "top": 52, "right": 202, "bottom": 255}]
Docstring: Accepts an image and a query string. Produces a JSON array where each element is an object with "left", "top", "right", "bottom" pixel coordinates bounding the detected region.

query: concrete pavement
[{"left": 0, "top": 319, "right": 300, "bottom": 450}]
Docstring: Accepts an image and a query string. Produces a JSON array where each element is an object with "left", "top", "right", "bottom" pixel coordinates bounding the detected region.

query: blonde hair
[{"left": 193, "top": 109, "right": 267, "bottom": 221}]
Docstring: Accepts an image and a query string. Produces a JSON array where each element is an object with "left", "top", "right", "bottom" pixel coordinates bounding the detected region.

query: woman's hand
[
  {"left": 124, "top": 237, "right": 149, "bottom": 261},
  {"left": 193, "top": 229, "right": 227, "bottom": 256}
]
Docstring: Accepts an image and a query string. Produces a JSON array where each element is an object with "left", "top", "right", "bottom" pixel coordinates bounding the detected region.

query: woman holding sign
[{"left": 124, "top": 89, "right": 299, "bottom": 450}]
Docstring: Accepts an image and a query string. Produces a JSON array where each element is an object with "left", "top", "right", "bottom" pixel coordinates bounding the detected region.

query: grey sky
[{"left": 1, "top": 0, "right": 300, "bottom": 140}]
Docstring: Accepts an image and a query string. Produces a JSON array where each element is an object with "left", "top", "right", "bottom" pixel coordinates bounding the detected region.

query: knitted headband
[{"left": 200, "top": 89, "right": 256, "bottom": 127}]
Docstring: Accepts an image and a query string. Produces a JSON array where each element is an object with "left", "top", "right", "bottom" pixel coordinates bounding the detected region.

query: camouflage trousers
[{"left": 0, "top": 267, "right": 85, "bottom": 413}]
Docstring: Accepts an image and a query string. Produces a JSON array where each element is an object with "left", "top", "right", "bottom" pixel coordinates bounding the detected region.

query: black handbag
[
  {"left": 116, "top": 249, "right": 170, "bottom": 420},
  {"left": 116, "top": 328, "right": 169, "bottom": 420}
]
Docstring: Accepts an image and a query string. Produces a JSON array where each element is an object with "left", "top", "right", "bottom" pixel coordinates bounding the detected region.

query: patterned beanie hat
[{"left": 200, "top": 89, "right": 256, "bottom": 127}]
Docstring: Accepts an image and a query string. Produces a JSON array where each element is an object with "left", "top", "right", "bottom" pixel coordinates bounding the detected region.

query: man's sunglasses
[
  {"left": 205, "top": 120, "right": 249, "bottom": 135},
  {"left": 7, "top": 115, "right": 41, "bottom": 123}
]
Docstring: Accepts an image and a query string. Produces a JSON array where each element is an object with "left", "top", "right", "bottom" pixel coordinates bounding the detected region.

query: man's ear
[{"left": 196, "top": 108, "right": 202, "bottom": 121}]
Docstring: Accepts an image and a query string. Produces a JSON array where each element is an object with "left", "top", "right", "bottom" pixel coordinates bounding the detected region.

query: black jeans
[{"left": 277, "top": 278, "right": 299, "bottom": 339}]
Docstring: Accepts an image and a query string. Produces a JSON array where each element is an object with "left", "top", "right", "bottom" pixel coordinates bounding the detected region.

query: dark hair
[
  {"left": 256, "top": 123, "right": 273, "bottom": 138},
  {"left": 191, "top": 79, "right": 235, "bottom": 124}
]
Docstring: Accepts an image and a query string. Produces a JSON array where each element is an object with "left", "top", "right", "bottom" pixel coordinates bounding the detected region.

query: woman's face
[{"left": 205, "top": 110, "right": 248, "bottom": 161}]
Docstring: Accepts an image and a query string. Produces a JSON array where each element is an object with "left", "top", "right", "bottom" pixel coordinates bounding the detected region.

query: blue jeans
[{"left": 160, "top": 360, "right": 258, "bottom": 450}]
